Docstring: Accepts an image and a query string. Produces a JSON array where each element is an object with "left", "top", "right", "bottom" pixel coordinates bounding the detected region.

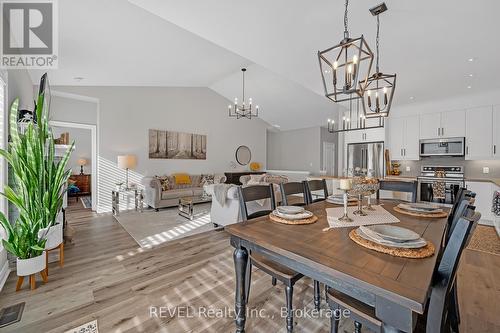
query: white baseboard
[{"left": 0, "top": 251, "right": 11, "bottom": 292}]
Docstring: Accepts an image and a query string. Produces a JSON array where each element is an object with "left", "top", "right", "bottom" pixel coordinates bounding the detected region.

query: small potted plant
[{"left": 0, "top": 90, "right": 73, "bottom": 290}]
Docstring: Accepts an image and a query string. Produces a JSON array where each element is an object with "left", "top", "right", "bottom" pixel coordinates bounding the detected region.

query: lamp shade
[
  {"left": 78, "top": 158, "right": 87, "bottom": 166},
  {"left": 117, "top": 155, "right": 137, "bottom": 170}
]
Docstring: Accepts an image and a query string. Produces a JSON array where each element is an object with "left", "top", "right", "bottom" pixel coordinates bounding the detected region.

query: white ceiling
[{"left": 33, "top": 0, "right": 500, "bottom": 130}]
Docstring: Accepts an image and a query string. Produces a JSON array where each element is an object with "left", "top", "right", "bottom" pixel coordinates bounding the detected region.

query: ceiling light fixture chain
[
  {"left": 375, "top": 14, "right": 380, "bottom": 72},
  {"left": 344, "top": 0, "right": 349, "bottom": 38}
]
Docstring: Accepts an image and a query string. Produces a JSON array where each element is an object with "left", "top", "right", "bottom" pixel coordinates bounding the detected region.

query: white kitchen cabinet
[
  {"left": 419, "top": 113, "right": 441, "bottom": 139},
  {"left": 419, "top": 110, "right": 465, "bottom": 139},
  {"left": 440, "top": 110, "right": 466, "bottom": 138},
  {"left": 465, "top": 106, "right": 493, "bottom": 160},
  {"left": 465, "top": 181, "right": 497, "bottom": 225},
  {"left": 388, "top": 115, "right": 419, "bottom": 160},
  {"left": 493, "top": 105, "right": 500, "bottom": 159},
  {"left": 344, "top": 127, "right": 385, "bottom": 144}
]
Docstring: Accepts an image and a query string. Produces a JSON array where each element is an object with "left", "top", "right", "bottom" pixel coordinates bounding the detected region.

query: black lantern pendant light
[
  {"left": 228, "top": 68, "right": 259, "bottom": 119},
  {"left": 318, "top": 0, "right": 374, "bottom": 103},
  {"left": 361, "top": 3, "right": 396, "bottom": 118}
]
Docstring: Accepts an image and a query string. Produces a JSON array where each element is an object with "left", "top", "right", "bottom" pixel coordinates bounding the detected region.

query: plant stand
[
  {"left": 16, "top": 271, "right": 48, "bottom": 291},
  {"left": 45, "top": 243, "right": 64, "bottom": 276},
  {"left": 16, "top": 253, "right": 48, "bottom": 291}
]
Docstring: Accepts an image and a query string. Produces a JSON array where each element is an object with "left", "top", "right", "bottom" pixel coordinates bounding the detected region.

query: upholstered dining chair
[
  {"left": 376, "top": 180, "right": 418, "bottom": 203},
  {"left": 325, "top": 216, "right": 478, "bottom": 333},
  {"left": 280, "top": 182, "right": 308, "bottom": 206},
  {"left": 238, "top": 184, "right": 303, "bottom": 333},
  {"left": 304, "top": 179, "right": 329, "bottom": 205}
]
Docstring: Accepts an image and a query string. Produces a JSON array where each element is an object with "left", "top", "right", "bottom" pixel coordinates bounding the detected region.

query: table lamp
[
  {"left": 117, "top": 155, "right": 137, "bottom": 189},
  {"left": 78, "top": 158, "right": 87, "bottom": 175}
]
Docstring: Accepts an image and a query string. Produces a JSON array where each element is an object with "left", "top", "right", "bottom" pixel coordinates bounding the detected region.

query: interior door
[
  {"left": 419, "top": 113, "right": 441, "bottom": 139},
  {"left": 441, "top": 110, "right": 465, "bottom": 138},
  {"left": 493, "top": 106, "right": 500, "bottom": 159},
  {"left": 466, "top": 106, "right": 493, "bottom": 160}
]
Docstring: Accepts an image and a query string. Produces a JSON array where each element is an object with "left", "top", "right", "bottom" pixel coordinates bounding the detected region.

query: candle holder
[
  {"left": 353, "top": 194, "right": 367, "bottom": 216},
  {"left": 338, "top": 189, "right": 353, "bottom": 222},
  {"left": 364, "top": 194, "right": 376, "bottom": 211}
]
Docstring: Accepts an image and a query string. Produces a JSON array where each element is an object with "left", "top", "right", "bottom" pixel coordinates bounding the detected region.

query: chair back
[
  {"left": 238, "top": 184, "right": 276, "bottom": 221},
  {"left": 426, "top": 217, "right": 477, "bottom": 333},
  {"left": 447, "top": 188, "right": 466, "bottom": 223},
  {"left": 446, "top": 199, "right": 474, "bottom": 244},
  {"left": 377, "top": 180, "right": 418, "bottom": 202},
  {"left": 280, "top": 182, "right": 307, "bottom": 206},
  {"left": 304, "top": 179, "right": 328, "bottom": 205}
]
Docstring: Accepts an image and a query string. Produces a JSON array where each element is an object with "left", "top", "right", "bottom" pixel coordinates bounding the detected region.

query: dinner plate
[
  {"left": 276, "top": 205, "right": 305, "bottom": 214},
  {"left": 273, "top": 210, "right": 313, "bottom": 220},
  {"left": 361, "top": 225, "right": 421, "bottom": 242},
  {"left": 398, "top": 203, "right": 443, "bottom": 213},
  {"left": 356, "top": 228, "right": 427, "bottom": 249}
]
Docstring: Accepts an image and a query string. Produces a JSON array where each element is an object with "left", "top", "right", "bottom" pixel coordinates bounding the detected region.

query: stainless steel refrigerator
[{"left": 347, "top": 141, "right": 385, "bottom": 178}]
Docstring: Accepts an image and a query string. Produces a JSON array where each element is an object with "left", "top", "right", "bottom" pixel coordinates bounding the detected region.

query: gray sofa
[{"left": 141, "top": 174, "right": 226, "bottom": 210}]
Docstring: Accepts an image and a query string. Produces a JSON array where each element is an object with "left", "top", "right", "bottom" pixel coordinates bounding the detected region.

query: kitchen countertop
[
  {"left": 313, "top": 175, "right": 500, "bottom": 186},
  {"left": 465, "top": 178, "right": 500, "bottom": 187}
]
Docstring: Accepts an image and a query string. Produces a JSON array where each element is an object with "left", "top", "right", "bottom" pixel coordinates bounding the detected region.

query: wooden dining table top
[{"left": 226, "top": 200, "right": 449, "bottom": 314}]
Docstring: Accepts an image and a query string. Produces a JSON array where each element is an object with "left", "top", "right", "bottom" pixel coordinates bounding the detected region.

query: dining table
[{"left": 226, "top": 200, "right": 449, "bottom": 333}]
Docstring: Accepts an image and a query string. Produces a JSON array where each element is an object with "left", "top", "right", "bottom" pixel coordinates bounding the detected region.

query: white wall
[
  {"left": 267, "top": 127, "right": 321, "bottom": 173},
  {"left": 50, "top": 86, "right": 269, "bottom": 212}
]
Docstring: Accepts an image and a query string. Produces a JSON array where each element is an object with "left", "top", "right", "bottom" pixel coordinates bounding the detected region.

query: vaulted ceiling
[{"left": 32, "top": 0, "right": 500, "bottom": 130}]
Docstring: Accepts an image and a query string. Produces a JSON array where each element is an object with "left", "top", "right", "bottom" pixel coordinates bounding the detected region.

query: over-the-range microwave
[{"left": 419, "top": 137, "right": 465, "bottom": 157}]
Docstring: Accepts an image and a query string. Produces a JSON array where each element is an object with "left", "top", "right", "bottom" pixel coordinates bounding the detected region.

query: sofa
[
  {"left": 205, "top": 174, "right": 288, "bottom": 226},
  {"left": 142, "top": 174, "right": 226, "bottom": 210}
]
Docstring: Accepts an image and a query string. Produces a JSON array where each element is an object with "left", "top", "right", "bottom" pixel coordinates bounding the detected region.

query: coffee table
[{"left": 178, "top": 195, "right": 210, "bottom": 220}]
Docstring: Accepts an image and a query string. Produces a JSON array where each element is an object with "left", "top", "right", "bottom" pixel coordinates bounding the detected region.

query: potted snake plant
[{"left": 0, "top": 92, "right": 73, "bottom": 280}]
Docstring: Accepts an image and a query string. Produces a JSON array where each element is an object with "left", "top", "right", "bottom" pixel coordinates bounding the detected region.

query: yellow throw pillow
[{"left": 173, "top": 173, "right": 191, "bottom": 185}]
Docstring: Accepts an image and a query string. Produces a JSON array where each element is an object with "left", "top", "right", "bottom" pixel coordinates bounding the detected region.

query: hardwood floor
[{"left": 0, "top": 201, "right": 498, "bottom": 332}]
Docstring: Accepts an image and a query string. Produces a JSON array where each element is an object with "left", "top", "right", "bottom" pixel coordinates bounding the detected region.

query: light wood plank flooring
[{"left": 0, "top": 201, "right": 498, "bottom": 332}]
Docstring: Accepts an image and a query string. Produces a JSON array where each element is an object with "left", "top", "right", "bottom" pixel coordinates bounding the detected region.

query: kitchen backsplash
[{"left": 394, "top": 157, "right": 500, "bottom": 179}]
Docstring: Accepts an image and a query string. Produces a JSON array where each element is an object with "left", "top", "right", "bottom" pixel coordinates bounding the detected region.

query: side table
[{"left": 112, "top": 188, "right": 144, "bottom": 216}]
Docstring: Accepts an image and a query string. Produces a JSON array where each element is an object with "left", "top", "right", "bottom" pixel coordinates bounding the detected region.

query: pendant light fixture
[
  {"left": 228, "top": 68, "right": 259, "bottom": 119},
  {"left": 318, "top": 0, "right": 374, "bottom": 103},
  {"left": 327, "top": 94, "right": 385, "bottom": 133},
  {"left": 361, "top": 3, "right": 396, "bottom": 118}
]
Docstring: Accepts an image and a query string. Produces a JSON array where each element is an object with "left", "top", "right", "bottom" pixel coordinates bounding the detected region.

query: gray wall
[
  {"left": 267, "top": 127, "right": 321, "bottom": 173},
  {"left": 7, "top": 69, "right": 34, "bottom": 110},
  {"left": 50, "top": 86, "right": 269, "bottom": 212},
  {"left": 320, "top": 127, "right": 338, "bottom": 176},
  {"left": 53, "top": 126, "right": 92, "bottom": 175}
]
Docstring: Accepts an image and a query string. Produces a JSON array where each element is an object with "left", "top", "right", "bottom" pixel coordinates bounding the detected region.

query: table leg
[
  {"left": 233, "top": 246, "right": 249, "bottom": 333},
  {"left": 112, "top": 191, "right": 120, "bottom": 216}
]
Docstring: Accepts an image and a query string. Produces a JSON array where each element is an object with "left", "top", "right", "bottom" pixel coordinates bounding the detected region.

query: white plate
[
  {"left": 277, "top": 206, "right": 305, "bottom": 214},
  {"left": 398, "top": 203, "right": 443, "bottom": 213},
  {"left": 273, "top": 210, "right": 313, "bottom": 220},
  {"left": 361, "top": 225, "right": 421, "bottom": 242},
  {"left": 356, "top": 228, "right": 427, "bottom": 249}
]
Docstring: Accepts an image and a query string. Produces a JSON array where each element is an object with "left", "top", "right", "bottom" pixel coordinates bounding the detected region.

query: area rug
[
  {"left": 80, "top": 196, "right": 92, "bottom": 209},
  {"left": 467, "top": 225, "right": 500, "bottom": 256},
  {"left": 114, "top": 203, "right": 218, "bottom": 248},
  {"left": 64, "top": 320, "right": 98, "bottom": 333}
]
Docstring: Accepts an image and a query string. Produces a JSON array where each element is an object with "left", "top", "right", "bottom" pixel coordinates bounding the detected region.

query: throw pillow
[
  {"left": 156, "top": 176, "right": 170, "bottom": 191},
  {"left": 201, "top": 174, "right": 215, "bottom": 185},
  {"left": 173, "top": 173, "right": 191, "bottom": 185},
  {"left": 249, "top": 174, "right": 265, "bottom": 183}
]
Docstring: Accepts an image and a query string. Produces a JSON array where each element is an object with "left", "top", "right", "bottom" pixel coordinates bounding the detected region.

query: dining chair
[
  {"left": 238, "top": 184, "right": 303, "bottom": 333},
  {"left": 325, "top": 216, "right": 477, "bottom": 333},
  {"left": 304, "top": 179, "right": 329, "bottom": 205},
  {"left": 280, "top": 182, "right": 307, "bottom": 206},
  {"left": 376, "top": 180, "right": 418, "bottom": 203}
]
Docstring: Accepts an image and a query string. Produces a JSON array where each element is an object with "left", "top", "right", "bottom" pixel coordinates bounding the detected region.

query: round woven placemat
[
  {"left": 349, "top": 229, "right": 435, "bottom": 259},
  {"left": 269, "top": 213, "right": 318, "bottom": 225},
  {"left": 393, "top": 206, "right": 448, "bottom": 218}
]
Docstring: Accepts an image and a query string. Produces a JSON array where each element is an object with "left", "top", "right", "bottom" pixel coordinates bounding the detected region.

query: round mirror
[{"left": 235, "top": 145, "right": 251, "bottom": 166}]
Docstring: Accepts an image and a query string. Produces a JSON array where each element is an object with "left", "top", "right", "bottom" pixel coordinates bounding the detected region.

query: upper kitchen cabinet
[
  {"left": 465, "top": 106, "right": 493, "bottom": 160},
  {"left": 419, "top": 110, "right": 465, "bottom": 139},
  {"left": 493, "top": 105, "right": 500, "bottom": 159},
  {"left": 388, "top": 115, "right": 419, "bottom": 160}
]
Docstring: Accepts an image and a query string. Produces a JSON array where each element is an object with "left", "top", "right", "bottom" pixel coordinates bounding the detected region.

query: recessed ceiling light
[
  {"left": 273, "top": 124, "right": 281, "bottom": 128},
  {"left": 409, "top": 96, "right": 414, "bottom": 100},
  {"left": 467, "top": 58, "right": 474, "bottom": 62},
  {"left": 467, "top": 85, "right": 472, "bottom": 89},
  {"left": 468, "top": 74, "right": 473, "bottom": 77},
  {"left": 73, "top": 77, "right": 84, "bottom": 81}
]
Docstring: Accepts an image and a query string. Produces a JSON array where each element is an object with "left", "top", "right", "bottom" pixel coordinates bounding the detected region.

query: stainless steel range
[{"left": 417, "top": 165, "right": 465, "bottom": 205}]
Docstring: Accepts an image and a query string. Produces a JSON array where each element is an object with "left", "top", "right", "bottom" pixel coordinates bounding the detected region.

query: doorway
[
  {"left": 322, "top": 141, "right": 336, "bottom": 176},
  {"left": 50, "top": 121, "right": 97, "bottom": 211}
]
